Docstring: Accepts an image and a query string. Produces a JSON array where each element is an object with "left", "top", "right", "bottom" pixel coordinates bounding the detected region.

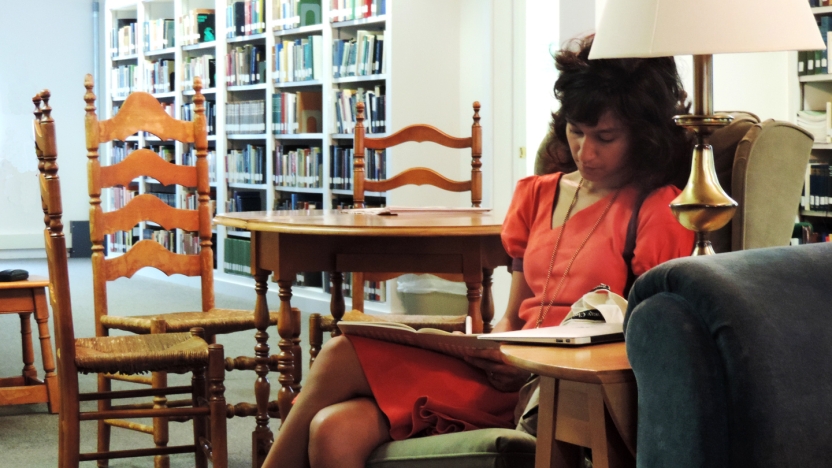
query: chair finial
[
  {"left": 356, "top": 102, "right": 365, "bottom": 121},
  {"left": 33, "top": 93, "right": 43, "bottom": 120},
  {"left": 40, "top": 90, "right": 53, "bottom": 122},
  {"left": 84, "top": 74, "right": 97, "bottom": 116},
  {"left": 472, "top": 101, "right": 481, "bottom": 125}
]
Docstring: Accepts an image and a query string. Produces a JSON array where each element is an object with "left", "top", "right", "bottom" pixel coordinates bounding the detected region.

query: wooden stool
[{"left": 0, "top": 275, "right": 59, "bottom": 413}]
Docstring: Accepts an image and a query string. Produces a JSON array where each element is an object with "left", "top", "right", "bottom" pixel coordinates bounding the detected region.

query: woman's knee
[{"left": 308, "top": 399, "right": 390, "bottom": 466}]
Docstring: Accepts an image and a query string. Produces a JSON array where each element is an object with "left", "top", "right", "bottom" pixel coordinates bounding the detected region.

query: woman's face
[{"left": 566, "top": 111, "right": 632, "bottom": 185}]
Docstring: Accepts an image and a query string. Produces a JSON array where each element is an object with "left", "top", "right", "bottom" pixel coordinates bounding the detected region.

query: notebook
[{"left": 477, "top": 322, "right": 624, "bottom": 346}]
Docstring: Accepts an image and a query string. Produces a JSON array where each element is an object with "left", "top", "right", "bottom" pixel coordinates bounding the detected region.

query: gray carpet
[{"left": 0, "top": 257, "right": 315, "bottom": 467}]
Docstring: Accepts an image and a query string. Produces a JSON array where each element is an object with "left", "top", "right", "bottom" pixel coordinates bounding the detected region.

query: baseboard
[{"left": 0, "top": 232, "right": 71, "bottom": 251}]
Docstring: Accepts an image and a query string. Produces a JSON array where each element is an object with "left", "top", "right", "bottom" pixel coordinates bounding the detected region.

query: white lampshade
[{"left": 589, "top": 0, "right": 825, "bottom": 59}]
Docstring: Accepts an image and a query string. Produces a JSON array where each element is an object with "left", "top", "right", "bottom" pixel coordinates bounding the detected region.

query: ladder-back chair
[
  {"left": 34, "top": 90, "right": 227, "bottom": 468},
  {"left": 310, "top": 101, "right": 494, "bottom": 359},
  {"left": 84, "top": 75, "right": 290, "bottom": 466}
]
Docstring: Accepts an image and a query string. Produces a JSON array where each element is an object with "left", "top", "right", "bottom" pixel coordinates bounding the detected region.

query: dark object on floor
[{"left": 0, "top": 269, "right": 29, "bottom": 282}]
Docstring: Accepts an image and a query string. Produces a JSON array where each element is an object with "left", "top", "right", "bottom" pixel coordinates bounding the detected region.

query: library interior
[{"left": 3, "top": 0, "right": 832, "bottom": 467}]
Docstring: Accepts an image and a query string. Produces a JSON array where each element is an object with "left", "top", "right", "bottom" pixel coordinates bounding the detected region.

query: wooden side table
[
  {"left": 501, "top": 342, "right": 636, "bottom": 468},
  {"left": 0, "top": 275, "right": 59, "bottom": 413}
]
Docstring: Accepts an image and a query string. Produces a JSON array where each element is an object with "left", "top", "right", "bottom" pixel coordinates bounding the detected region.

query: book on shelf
[
  {"left": 337, "top": 321, "right": 499, "bottom": 359},
  {"left": 112, "top": 18, "right": 137, "bottom": 57},
  {"left": 226, "top": 144, "right": 267, "bottom": 183},
  {"left": 334, "top": 87, "right": 385, "bottom": 134},
  {"left": 805, "top": 162, "right": 832, "bottom": 212},
  {"left": 143, "top": 228, "right": 176, "bottom": 252},
  {"left": 274, "top": 145, "right": 323, "bottom": 188},
  {"left": 329, "top": 0, "right": 385, "bottom": 23},
  {"left": 223, "top": 237, "right": 252, "bottom": 276},
  {"left": 143, "top": 18, "right": 175, "bottom": 52},
  {"left": 227, "top": 44, "right": 266, "bottom": 86},
  {"left": 274, "top": 35, "right": 323, "bottom": 83},
  {"left": 272, "top": 91, "right": 322, "bottom": 134},
  {"left": 796, "top": 109, "right": 829, "bottom": 143},
  {"left": 226, "top": 99, "right": 266, "bottom": 134},
  {"left": 273, "top": 0, "right": 323, "bottom": 29},
  {"left": 297, "top": 91, "right": 323, "bottom": 132},
  {"left": 227, "top": 190, "right": 263, "bottom": 212},
  {"left": 182, "top": 100, "right": 217, "bottom": 134},
  {"left": 183, "top": 55, "right": 217, "bottom": 90},
  {"left": 274, "top": 192, "right": 321, "bottom": 210},
  {"left": 181, "top": 9, "right": 216, "bottom": 45},
  {"left": 226, "top": 0, "right": 265, "bottom": 38}
]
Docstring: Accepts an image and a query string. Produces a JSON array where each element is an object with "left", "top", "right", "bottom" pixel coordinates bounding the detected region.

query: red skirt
[{"left": 348, "top": 335, "right": 519, "bottom": 440}]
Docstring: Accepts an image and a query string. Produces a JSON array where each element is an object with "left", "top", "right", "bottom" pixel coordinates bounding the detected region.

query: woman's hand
[{"left": 463, "top": 348, "right": 531, "bottom": 392}]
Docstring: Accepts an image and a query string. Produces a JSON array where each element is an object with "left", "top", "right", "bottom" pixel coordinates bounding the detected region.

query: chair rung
[
  {"left": 104, "top": 419, "right": 153, "bottom": 434},
  {"left": 104, "top": 373, "right": 153, "bottom": 385},
  {"left": 79, "top": 385, "right": 192, "bottom": 401},
  {"left": 80, "top": 406, "right": 210, "bottom": 421},
  {"left": 227, "top": 400, "right": 281, "bottom": 419},
  {"left": 79, "top": 444, "right": 196, "bottom": 462},
  {"left": 109, "top": 398, "right": 194, "bottom": 411}
]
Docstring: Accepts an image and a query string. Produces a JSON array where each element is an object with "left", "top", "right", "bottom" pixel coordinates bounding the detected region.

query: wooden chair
[
  {"left": 83, "top": 75, "right": 293, "bottom": 467},
  {"left": 33, "top": 90, "right": 227, "bottom": 468},
  {"left": 310, "top": 101, "right": 492, "bottom": 359}
]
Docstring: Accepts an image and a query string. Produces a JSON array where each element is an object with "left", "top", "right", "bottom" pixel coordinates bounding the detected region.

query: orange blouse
[{"left": 502, "top": 173, "right": 695, "bottom": 328}]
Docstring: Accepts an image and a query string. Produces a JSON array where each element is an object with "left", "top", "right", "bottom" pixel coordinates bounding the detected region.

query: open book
[{"left": 337, "top": 320, "right": 500, "bottom": 359}]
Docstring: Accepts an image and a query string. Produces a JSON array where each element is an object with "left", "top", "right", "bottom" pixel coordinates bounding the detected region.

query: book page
[{"left": 337, "top": 321, "right": 499, "bottom": 359}]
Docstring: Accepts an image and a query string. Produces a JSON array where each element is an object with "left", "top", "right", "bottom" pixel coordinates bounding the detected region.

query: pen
[{"left": 465, "top": 316, "right": 472, "bottom": 335}]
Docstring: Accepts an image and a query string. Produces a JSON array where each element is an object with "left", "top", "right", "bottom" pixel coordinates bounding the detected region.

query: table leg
[
  {"left": 18, "top": 312, "right": 37, "bottom": 382},
  {"left": 587, "top": 385, "right": 635, "bottom": 468},
  {"left": 536, "top": 377, "right": 580, "bottom": 468},
  {"left": 33, "top": 287, "right": 59, "bottom": 413},
  {"left": 329, "top": 272, "right": 345, "bottom": 336},
  {"left": 464, "top": 281, "right": 483, "bottom": 334},
  {"left": 252, "top": 269, "right": 276, "bottom": 468},
  {"left": 481, "top": 268, "right": 494, "bottom": 334}
]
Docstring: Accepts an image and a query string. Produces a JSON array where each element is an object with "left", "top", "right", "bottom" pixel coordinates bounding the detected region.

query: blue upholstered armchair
[{"left": 624, "top": 243, "right": 832, "bottom": 467}]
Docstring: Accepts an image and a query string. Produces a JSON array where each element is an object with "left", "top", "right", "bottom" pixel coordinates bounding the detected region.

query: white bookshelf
[{"left": 102, "top": 0, "right": 476, "bottom": 313}]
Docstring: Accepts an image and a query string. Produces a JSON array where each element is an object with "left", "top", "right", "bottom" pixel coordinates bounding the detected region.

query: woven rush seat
[
  {"left": 101, "top": 309, "right": 280, "bottom": 335},
  {"left": 75, "top": 332, "right": 210, "bottom": 375},
  {"left": 319, "top": 310, "right": 467, "bottom": 333}
]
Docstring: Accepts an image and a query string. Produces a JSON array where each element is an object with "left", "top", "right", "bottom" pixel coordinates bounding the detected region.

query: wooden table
[
  {"left": 214, "top": 209, "right": 510, "bottom": 465},
  {"left": 501, "top": 342, "right": 636, "bottom": 468},
  {"left": 0, "top": 275, "right": 59, "bottom": 413}
]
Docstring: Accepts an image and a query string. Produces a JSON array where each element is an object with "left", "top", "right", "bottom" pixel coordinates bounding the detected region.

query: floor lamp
[{"left": 589, "top": 0, "right": 824, "bottom": 255}]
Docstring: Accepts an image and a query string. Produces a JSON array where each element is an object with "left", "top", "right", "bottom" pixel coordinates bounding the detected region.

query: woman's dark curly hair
[{"left": 549, "top": 34, "right": 693, "bottom": 192}]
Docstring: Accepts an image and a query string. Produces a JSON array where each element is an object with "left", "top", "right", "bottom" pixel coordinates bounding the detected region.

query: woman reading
[{"left": 263, "top": 34, "right": 695, "bottom": 468}]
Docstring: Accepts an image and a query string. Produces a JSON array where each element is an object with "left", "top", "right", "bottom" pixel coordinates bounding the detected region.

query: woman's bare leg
[
  {"left": 308, "top": 398, "right": 391, "bottom": 468},
  {"left": 262, "top": 336, "right": 377, "bottom": 468}
]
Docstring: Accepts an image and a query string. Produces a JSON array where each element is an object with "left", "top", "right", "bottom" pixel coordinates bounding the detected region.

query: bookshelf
[
  {"left": 101, "top": 0, "right": 473, "bottom": 313},
  {"left": 796, "top": 5, "right": 832, "bottom": 242}
]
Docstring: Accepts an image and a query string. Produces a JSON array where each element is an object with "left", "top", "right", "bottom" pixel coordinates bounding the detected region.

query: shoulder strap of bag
[{"left": 623, "top": 191, "right": 650, "bottom": 298}]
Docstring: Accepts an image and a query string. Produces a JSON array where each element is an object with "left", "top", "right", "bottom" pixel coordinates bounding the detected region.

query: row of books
[
  {"left": 147, "top": 228, "right": 177, "bottom": 252},
  {"left": 227, "top": 45, "right": 267, "bottom": 86},
  {"left": 180, "top": 232, "right": 201, "bottom": 255},
  {"left": 227, "top": 145, "right": 268, "bottom": 184},
  {"left": 805, "top": 163, "right": 832, "bottom": 211},
  {"left": 148, "top": 144, "right": 175, "bottom": 163},
  {"left": 274, "top": 193, "right": 322, "bottom": 210},
  {"left": 143, "top": 19, "right": 175, "bottom": 52},
  {"left": 332, "top": 31, "right": 384, "bottom": 78},
  {"left": 328, "top": 0, "right": 386, "bottom": 23},
  {"left": 144, "top": 59, "right": 175, "bottom": 94},
  {"left": 335, "top": 87, "right": 385, "bottom": 134},
  {"left": 182, "top": 55, "right": 216, "bottom": 90},
  {"left": 149, "top": 191, "right": 177, "bottom": 208},
  {"left": 273, "top": 0, "right": 323, "bottom": 30},
  {"left": 224, "top": 237, "right": 252, "bottom": 277},
  {"left": 274, "top": 146, "right": 324, "bottom": 188},
  {"left": 110, "top": 142, "right": 138, "bottom": 164},
  {"left": 111, "top": 19, "right": 138, "bottom": 57},
  {"left": 226, "top": 190, "right": 263, "bottom": 213},
  {"left": 182, "top": 149, "right": 218, "bottom": 183},
  {"left": 272, "top": 91, "right": 323, "bottom": 134},
  {"left": 182, "top": 101, "right": 217, "bottom": 135},
  {"left": 226, "top": 100, "right": 266, "bottom": 134},
  {"left": 274, "top": 36, "right": 324, "bottom": 83},
  {"left": 180, "top": 9, "right": 216, "bottom": 45},
  {"left": 798, "top": 16, "right": 831, "bottom": 76},
  {"left": 330, "top": 146, "right": 385, "bottom": 189},
  {"left": 797, "top": 108, "right": 830, "bottom": 143},
  {"left": 226, "top": 0, "right": 267, "bottom": 38},
  {"left": 107, "top": 186, "right": 137, "bottom": 211},
  {"left": 111, "top": 65, "right": 139, "bottom": 100}
]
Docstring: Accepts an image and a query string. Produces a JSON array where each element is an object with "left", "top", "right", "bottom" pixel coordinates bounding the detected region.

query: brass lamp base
[{"left": 670, "top": 114, "right": 737, "bottom": 256}]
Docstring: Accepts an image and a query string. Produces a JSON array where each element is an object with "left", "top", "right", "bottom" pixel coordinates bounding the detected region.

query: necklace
[{"left": 535, "top": 177, "right": 620, "bottom": 328}]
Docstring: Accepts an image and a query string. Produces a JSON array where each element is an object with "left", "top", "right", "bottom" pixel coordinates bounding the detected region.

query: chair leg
[
  {"left": 309, "top": 313, "right": 323, "bottom": 366},
  {"left": 61, "top": 370, "right": 82, "bottom": 468},
  {"left": 208, "top": 344, "right": 228, "bottom": 468},
  {"left": 33, "top": 287, "right": 60, "bottom": 413},
  {"left": 96, "top": 374, "right": 112, "bottom": 468},
  {"left": 192, "top": 362, "right": 208, "bottom": 468},
  {"left": 151, "top": 320, "right": 170, "bottom": 468}
]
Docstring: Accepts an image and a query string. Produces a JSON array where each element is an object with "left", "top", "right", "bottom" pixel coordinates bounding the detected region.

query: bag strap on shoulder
[{"left": 623, "top": 190, "right": 650, "bottom": 298}]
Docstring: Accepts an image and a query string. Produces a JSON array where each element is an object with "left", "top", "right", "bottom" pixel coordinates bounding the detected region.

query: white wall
[{"left": 0, "top": 0, "right": 94, "bottom": 255}]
